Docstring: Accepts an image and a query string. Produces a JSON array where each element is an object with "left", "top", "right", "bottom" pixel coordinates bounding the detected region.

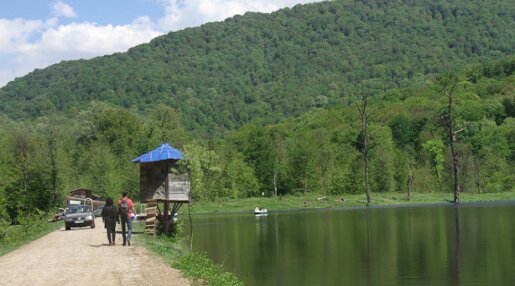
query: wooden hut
[
  {"left": 132, "top": 144, "right": 191, "bottom": 235},
  {"left": 66, "top": 188, "right": 104, "bottom": 207}
]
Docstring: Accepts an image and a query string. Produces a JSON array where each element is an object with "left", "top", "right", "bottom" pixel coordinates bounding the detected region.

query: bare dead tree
[
  {"left": 436, "top": 74, "right": 462, "bottom": 204},
  {"left": 356, "top": 85, "right": 372, "bottom": 205}
]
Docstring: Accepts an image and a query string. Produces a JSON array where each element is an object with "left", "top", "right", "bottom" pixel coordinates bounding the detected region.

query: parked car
[
  {"left": 64, "top": 205, "right": 95, "bottom": 230},
  {"left": 93, "top": 206, "right": 104, "bottom": 217}
]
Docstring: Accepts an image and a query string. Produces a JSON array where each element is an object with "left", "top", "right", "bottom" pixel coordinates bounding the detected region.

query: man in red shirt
[{"left": 118, "top": 192, "right": 136, "bottom": 246}]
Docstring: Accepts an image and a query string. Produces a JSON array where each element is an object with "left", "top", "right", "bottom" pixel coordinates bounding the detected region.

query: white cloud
[
  {"left": 38, "top": 17, "right": 160, "bottom": 56},
  {"left": 157, "top": 0, "right": 317, "bottom": 31},
  {"left": 52, "top": 1, "right": 77, "bottom": 18},
  {"left": 0, "top": 17, "right": 162, "bottom": 86},
  {"left": 0, "top": 18, "right": 57, "bottom": 53}
]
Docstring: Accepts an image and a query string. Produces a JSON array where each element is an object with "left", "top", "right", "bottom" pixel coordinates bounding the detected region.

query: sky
[{"left": 0, "top": 0, "right": 322, "bottom": 87}]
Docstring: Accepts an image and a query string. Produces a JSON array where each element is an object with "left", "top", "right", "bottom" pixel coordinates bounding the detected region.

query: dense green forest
[
  {"left": 0, "top": 0, "right": 514, "bottom": 133},
  {"left": 0, "top": 0, "right": 514, "bottom": 225}
]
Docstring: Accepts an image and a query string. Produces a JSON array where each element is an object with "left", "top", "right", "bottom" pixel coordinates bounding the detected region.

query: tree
[
  {"left": 435, "top": 73, "right": 462, "bottom": 203},
  {"left": 38, "top": 117, "right": 60, "bottom": 207},
  {"left": 269, "top": 126, "right": 288, "bottom": 197},
  {"left": 422, "top": 139, "right": 445, "bottom": 190},
  {"left": 181, "top": 143, "right": 221, "bottom": 200},
  {"left": 369, "top": 125, "right": 395, "bottom": 193},
  {"left": 148, "top": 104, "right": 190, "bottom": 147},
  {"left": 356, "top": 86, "right": 372, "bottom": 205},
  {"left": 219, "top": 151, "right": 260, "bottom": 198}
]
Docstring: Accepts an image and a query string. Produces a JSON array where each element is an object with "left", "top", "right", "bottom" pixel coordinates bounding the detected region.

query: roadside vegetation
[{"left": 0, "top": 212, "right": 62, "bottom": 256}]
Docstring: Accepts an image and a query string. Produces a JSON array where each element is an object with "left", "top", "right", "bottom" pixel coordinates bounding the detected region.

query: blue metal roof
[{"left": 132, "top": 143, "right": 183, "bottom": 163}]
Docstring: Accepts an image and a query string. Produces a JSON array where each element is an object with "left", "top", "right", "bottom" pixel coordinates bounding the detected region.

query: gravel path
[{"left": 0, "top": 218, "right": 190, "bottom": 286}]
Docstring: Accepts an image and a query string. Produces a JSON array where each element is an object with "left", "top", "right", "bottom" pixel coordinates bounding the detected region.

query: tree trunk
[
  {"left": 17, "top": 136, "right": 30, "bottom": 200},
  {"left": 434, "top": 165, "right": 442, "bottom": 192},
  {"left": 273, "top": 162, "right": 278, "bottom": 197},
  {"left": 164, "top": 163, "right": 170, "bottom": 236},
  {"left": 303, "top": 165, "right": 308, "bottom": 195},
  {"left": 364, "top": 146, "right": 371, "bottom": 204},
  {"left": 447, "top": 92, "right": 460, "bottom": 204},
  {"left": 360, "top": 91, "right": 371, "bottom": 205},
  {"left": 272, "top": 132, "right": 285, "bottom": 198},
  {"left": 47, "top": 124, "right": 59, "bottom": 207},
  {"left": 475, "top": 157, "right": 481, "bottom": 194},
  {"left": 407, "top": 165, "right": 414, "bottom": 201}
]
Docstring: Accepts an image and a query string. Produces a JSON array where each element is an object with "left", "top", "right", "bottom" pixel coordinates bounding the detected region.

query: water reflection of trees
[
  {"left": 192, "top": 205, "right": 515, "bottom": 286},
  {"left": 453, "top": 205, "right": 461, "bottom": 286}
]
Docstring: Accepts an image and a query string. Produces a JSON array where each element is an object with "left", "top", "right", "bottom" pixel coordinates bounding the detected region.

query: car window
[{"left": 65, "top": 206, "right": 92, "bottom": 213}]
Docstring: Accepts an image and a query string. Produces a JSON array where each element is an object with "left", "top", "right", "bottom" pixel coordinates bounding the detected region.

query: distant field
[{"left": 183, "top": 191, "right": 515, "bottom": 214}]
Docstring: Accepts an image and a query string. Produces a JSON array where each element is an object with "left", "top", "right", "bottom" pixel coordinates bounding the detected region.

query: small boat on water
[{"left": 254, "top": 207, "right": 268, "bottom": 215}]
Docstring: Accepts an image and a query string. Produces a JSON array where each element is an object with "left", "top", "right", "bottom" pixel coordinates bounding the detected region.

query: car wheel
[
  {"left": 65, "top": 223, "right": 71, "bottom": 230},
  {"left": 91, "top": 222, "right": 95, "bottom": 229}
]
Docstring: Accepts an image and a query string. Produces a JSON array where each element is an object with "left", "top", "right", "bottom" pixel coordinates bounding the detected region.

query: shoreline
[
  {"left": 187, "top": 199, "right": 515, "bottom": 216},
  {"left": 135, "top": 193, "right": 515, "bottom": 285},
  {"left": 183, "top": 191, "right": 515, "bottom": 215}
]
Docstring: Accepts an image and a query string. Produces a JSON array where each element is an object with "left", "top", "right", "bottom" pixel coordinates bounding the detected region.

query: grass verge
[
  {"left": 136, "top": 231, "right": 243, "bottom": 286},
  {"left": 0, "top": 212, "right": 63, "bottom": 256}
]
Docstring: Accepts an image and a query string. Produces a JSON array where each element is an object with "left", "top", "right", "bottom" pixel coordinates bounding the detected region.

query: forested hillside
[{"left": 1, "top": 0, "right": 514, "bottom": 133}]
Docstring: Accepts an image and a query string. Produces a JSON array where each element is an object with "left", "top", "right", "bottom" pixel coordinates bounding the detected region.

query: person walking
[
  {"left": 118, "top": 192, "right": 136, "bottom": 246},
  {"left": 101, "top": 198, "right": 119, "bottom": 245}
]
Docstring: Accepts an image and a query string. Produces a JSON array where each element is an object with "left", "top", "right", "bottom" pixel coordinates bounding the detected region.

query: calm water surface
[{"left": 189, "top": 203, "right": 515, "bottom": 285}]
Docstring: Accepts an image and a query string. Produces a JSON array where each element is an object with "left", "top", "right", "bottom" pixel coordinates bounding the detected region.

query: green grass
[
  {"left": 136, "top": 233, "right": 243, "bottom": 286},
  {"left": 0, "top": 213, "right": 63, "bottom": 256}
]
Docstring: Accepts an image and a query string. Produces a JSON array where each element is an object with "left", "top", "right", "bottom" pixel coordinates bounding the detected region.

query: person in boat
[{"left": 255, "top": 207, "right": 267, "bottom": 213}]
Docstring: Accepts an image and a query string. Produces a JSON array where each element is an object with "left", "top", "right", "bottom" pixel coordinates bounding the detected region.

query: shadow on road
[
  {"left": 115, "top": 231, "right": 144, "bottom": 234},
  {"left": 59, "top": 227, "right": 95, "bottom": 232},
  {"left": 88, "top": 244, "right": 111, "bottom": 248}
]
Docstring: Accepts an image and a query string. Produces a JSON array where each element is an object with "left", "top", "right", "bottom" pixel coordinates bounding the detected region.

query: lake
[{"left": 189, "top": 202, "right": 515, "bottom": 285}]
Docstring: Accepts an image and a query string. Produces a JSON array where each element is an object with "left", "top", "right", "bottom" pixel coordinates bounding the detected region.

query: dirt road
[{"left": 0, "top": 218, "right": 190, "bottom": 286}]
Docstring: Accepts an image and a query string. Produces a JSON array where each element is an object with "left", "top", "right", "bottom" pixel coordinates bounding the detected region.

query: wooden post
[{"left": 164, "top": 161, "right": 170, "bottom": 235}]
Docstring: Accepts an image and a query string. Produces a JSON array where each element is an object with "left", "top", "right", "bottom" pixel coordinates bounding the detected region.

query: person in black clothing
[{"left": 101, "top": 198, "right": 119, "bottom": 245}]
